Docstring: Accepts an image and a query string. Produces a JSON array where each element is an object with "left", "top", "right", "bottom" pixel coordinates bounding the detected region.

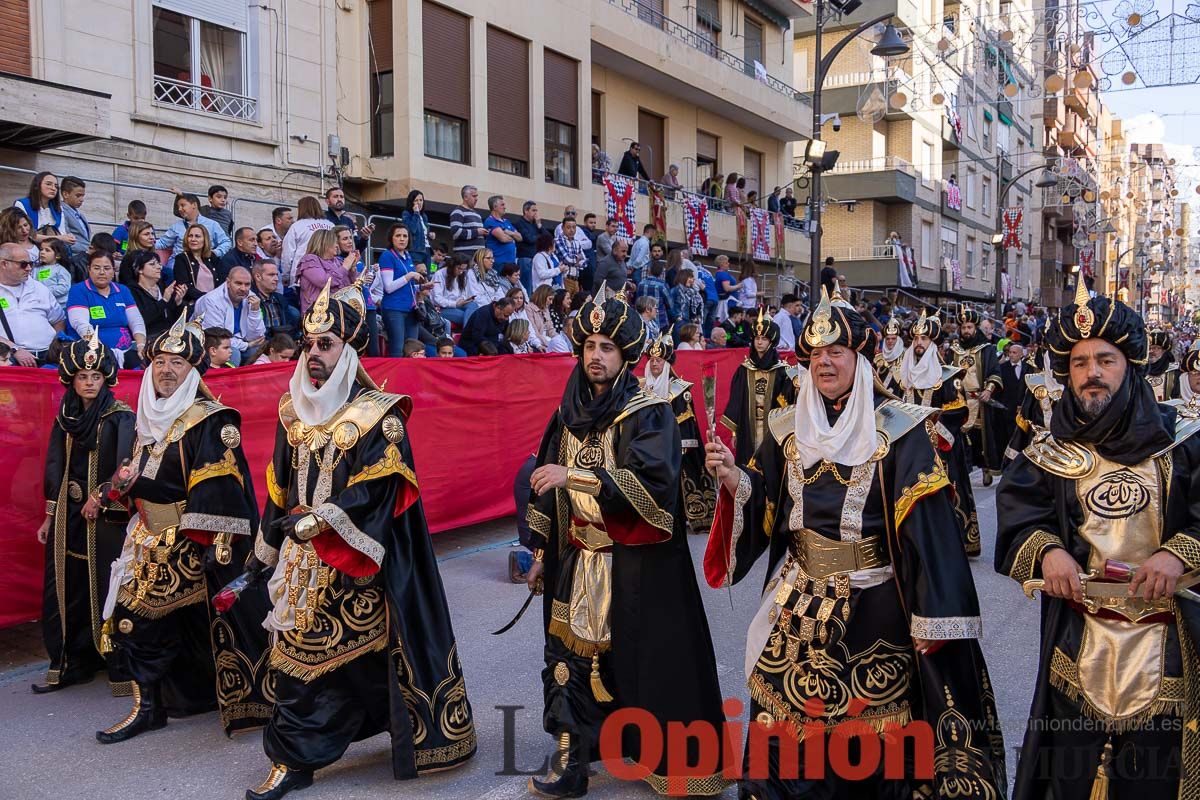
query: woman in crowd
[
  {"left": 548, "top": 288, "right": 570, "bottom": 334},
  {"left": 0, "top": 207, "right": 40, "bottom": 263},
  {"left": 526, "top": 284, "right": 557, "bottom": 348},
  {"left": 676, "top": 322, "right": 703, "bottom": 350},
  {"left": 431, "top": 252, "right": 481, "bottom": 327},
  {"left": 735, "top": 259, "right": 759, "bottom": 310},
  {"left": 65, "top": 251, "right": 146, "bottom": 365},
  {"left": 670, "top": 269, "right": 704, "bottom": 330},
  {"left": 118, "top": 221, "right": 159, "bottom": 285},
  {"left": 505, "top": 286, "right": 545, "bottom": 351},
  {"left": 402, "top": 189, "right": 435, "bottom": 266},
  {"left": 473, "top": 248, "right": 508, "bottom": 303},
  {"left": 334, "top": 225, "right": 382, "bottom": 356},
  {"left": 171, "top": 223, "right": 221, "bottom": 305},
  {"left": 280, "top": 196, "right": 333, "bottom": 283},
  {"left": 745, "top": 189, "right": 759, "bottom": 208},
  {"left": 296, "top": 228, "right": 356, "bottom": 313},
  {"left": 35, "top": 333, "right": 134, "bottom": 696},
  {"left": 531, "top": 232, "right": 564, "bottom": 289},
  {"left": 253, "top": 333, "right": 297, "bottom": 364},
  {"left": 378, "top": 223, "right": 425, "bottom": 356},
  {"left": 36, "top": 238, "right": 74, "bottom": 309},
  {"left": 503, "top": 318, "right": 534, "bottom": 354},
  {"left": 123, "top": 250, "right": 186, "bottom": 343},
  {"left": 706, "top": 173, "right": 724, "bottom": 209},
  {"left": 15, "top": 171, "right": 65, "bottom": 240},
  {"left": 723, "top": 172, "right": 742, "bottom": 210}
]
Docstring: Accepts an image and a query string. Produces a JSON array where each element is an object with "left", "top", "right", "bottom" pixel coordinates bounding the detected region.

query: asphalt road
[{"left": 0, "top": 477, "right": 1039, "bottom": 799}]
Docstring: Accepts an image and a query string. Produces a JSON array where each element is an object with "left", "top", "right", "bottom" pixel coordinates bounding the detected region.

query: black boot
[
  {"left": 246, "top": 764, "right": 313, "bottom": 800},
  {"left": 529, "top": 732, "right": 588, "bottom": 798},
  {"left": 95, "top": 682, "right": 166, "bottom": 743}
]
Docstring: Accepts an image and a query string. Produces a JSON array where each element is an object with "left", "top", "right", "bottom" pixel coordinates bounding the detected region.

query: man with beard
[
  {"left": 873, "top": 316, "right": 905, "bottom": 386},
  {"left": 996, "top": 281, "right": 1200, "bottom": 799},
  {"left": 1146, "top": 329, "right": 1181, "bottom": 401},
  {"left": 1182, "top": 341, "right": 1200, "bottom": 407},
  {"left": 951, "top": 307, "right": 1003, "bottom": 485},
  {"left": 889, "top": 310, "right": 980, "bottom": 558},
  {"left": 247, "top": 279, "right": 475, "bottom": 799},
  {"left": 640, "top": 333, "right": 716, "bottom": 534},
  {"left": 704, "top": 287, "right": 1006, "bottom": 799},
  {"left": 523, "top": 289, "right": 728, "bottom": 797},
  {"left": 36, "top": 331, "right": 135, "bottom": 695},
  {"left": 97, "top": 312, "right": 270, "bottom": 743},
  {"left": 720, "top": 308, "right": 796, "bottom": 464}
]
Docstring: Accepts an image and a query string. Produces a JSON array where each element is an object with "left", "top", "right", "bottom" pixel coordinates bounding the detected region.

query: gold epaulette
[
  {"left": 280, "top": 390, "right": 409, "bottom": 452},
  {"left": 612, "top": 390, "right": 668, "bottom": 427},
  {"left": 941, "top": 364, "right": 964, "bottom": 383},
  {"left": 743, "top": 358, "right": 788, "bottom": 373},
  {"left": 667, "top": 377, "right": 693, "bottom": 402},
  {"left": 102, "top": 399, "right": 133, "bottom": 418},
  {"left": 177, "top": 399, "right": 236, "bottom": 436},
  {"left": 1152, "top": 407, "right": 1200, "bottom": 457},
  {"left": 1024, "top": 373, "right": 1045, "bottom": 392},
  {"left": 767, "top": 404, "right": 795, "bottom": 446},
  {"left": 951, "top": 342, "right": 988, "bottom": 358},
  {"left": 1022, "top": 430, "right": 1096, "bottom": 479},
  {"left": 875, "top": 399, "right": 939, "bottom": 442}
]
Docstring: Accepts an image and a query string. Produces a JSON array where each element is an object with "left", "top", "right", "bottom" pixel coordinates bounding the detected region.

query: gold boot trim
[
  {"left": 253, "top": 764, "right": 291, "bottom": 794},
  {"left": 102, "top": 684, "right": 142, "bottom": 735}
]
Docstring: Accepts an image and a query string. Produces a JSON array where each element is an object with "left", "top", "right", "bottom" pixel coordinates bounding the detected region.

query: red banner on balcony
[
  {"left": 750, "top": 208, "right": 771, "bottom": 261},
  {"left": 0, "top": 349, "right": 762, "bottom": 629},
  {"left": 649, "top": 184, "right": 668, "bottom": 241},
  {"left": 1002, "top": 207, "right": 1024, "bottom": 250},
  {"left": 685, "top": 196, "right": 710, "bottom": 255},
  {"left": 603, "top": 174, "right": 636, "bottom": 242}
]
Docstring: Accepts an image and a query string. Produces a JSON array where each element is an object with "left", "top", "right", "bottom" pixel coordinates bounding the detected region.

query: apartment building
[
  {"left": 0, "top": 0, "right": 337, "bottom": 232},
  {"left": 793, "top": 0, "right": 1037, "bottom": 305},
  {"left": 339, "top": 0, "right": 814, "bottom": 272}
]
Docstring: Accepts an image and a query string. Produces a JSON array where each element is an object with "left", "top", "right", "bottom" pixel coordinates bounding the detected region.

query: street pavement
[{"left": 0, "top": 477, "right": 1039, "bottom": 799}]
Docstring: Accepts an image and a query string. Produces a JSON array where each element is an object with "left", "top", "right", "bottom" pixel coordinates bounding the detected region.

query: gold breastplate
[
  {"left": 560, "top": 428, "right": 615, "bottom": 552},
  {"left": 1075, "top": 452, "right": 1162, "bottom": 572}
]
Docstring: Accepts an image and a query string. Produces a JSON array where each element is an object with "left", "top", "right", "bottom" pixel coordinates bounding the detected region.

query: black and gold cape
[{"left": 720, "top": 352, "right": 796, "bottom": 464}]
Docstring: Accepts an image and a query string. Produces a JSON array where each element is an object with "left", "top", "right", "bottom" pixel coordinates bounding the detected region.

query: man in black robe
[
  {"left": 98, "top": 312, "right": 271, "bottom": 743},
  {"left": 1004, "top": 346, "right": 1064, "bottom": 465},
  {"left": 523, "top": 290, "right": 728, "bottom": 797},
  {"left": 704, "top": 287, "right": 1006, "bottom": 799},
  {"left": 247, "top": 279, "right": 476, "bottom": 799},
  {"left": 1146, "top": 329, "right": 1181, "bottom": 401},
  {"left": 950, "top": 307, "right": 1003, "bottom": 484},
  {"left": 994, "top": 340, "right": 1027, "bottom": 458},
  {"left": 721, "top": 308, "right": 795, "bottom": 464},
  {"left": 36, "top": 332, "right": 135, "bottom": 695},
  {"left": 873, "top": 316, "right": 905, "bottom": 387},
  {"left": 996, "top": 281, "right": 1200, "bottom": 799},
  {"left": 640, "top": 333, "right": 716, "bottom": 534},
  {"left": 1183, "top": 341, "right": 1200, "bottom": 407},
  {"left": 887, "top": 310, "right": 980, "bottom": 558}
]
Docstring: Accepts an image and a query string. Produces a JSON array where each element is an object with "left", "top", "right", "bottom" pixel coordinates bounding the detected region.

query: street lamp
[
  {"left": 807, "top": 5, "right": 909, "bottom": 309},
  {"left": 991, "top": 166, "right": 1062, "bottom": 316}
]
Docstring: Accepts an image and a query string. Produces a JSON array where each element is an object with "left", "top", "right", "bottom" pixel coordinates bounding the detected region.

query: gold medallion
[
  {"left": 287, "top": 420, "right": 307, "bottom": 447},
  {"left": 554, "top": 662, "right": 570, "bottom": 686},
  {"left": 332, "top": 421, "right": 360, "bottom": 451},
  {"left": 68, "top": 481, "right": 84, "bottom": 502},
  {"left": 117, "top": 619, "right": 134, "bottom": 634},
  {"left": 783, "top": 436, "right": 800, "bottom": 462},
  {"left": 382, "top": 415, "right": 404, "bottom": 443},
  {"left": 589, "top": 304, "right": 605, "bottom": 329},
  {"left": 220, "top": 424, "right": 241, "bottom": 449}
]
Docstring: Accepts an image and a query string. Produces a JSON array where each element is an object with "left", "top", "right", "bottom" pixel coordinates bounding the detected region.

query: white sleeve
[
  {"left": 244, "top": 304, "right": 265, "bottom": 342},
  {"left": 67, "top": 306, "right": 92, "bottom": 338},
  {"left": 124, "top": 303, "right": 146, "bottom": 338},
  {"left": 431, "top": 271, "right": 453, "bottom": 307}
]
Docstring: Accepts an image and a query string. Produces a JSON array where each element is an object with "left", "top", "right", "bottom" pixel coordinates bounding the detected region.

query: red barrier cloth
[{"left": 0, "top": 348, "right": 775, "bottom": 628}]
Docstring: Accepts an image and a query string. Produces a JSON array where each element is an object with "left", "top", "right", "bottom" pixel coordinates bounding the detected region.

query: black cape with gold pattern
[
  {"left": 720, "top": 353, "right": 796, "bottom": 465},
  {"left": 255, "top": 381, "right": 476, "bottom": 778},
  {"left": 642, "top": 373, "right": 717, "bottom": 534}
]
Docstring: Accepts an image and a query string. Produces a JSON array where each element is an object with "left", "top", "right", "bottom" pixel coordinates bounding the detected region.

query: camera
[{"left": 832, "top": 117, "right": 842, "bottom": 132}]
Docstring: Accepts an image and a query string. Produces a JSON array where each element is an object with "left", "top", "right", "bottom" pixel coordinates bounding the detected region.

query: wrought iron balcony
[{"left": 153, "top": 76, "right": 257, "bottom": 122}]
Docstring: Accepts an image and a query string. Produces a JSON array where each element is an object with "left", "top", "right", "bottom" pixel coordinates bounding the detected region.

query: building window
[
  {"left": 982, "top": 115, "right": 991, "bottom": 150},
  {"left": 921, "top": 140, "right": 935, "bottom": 184},
  {"left": 982, "top": 245, "right": 992, "bottom": 280},
  {"left": 697, "top": 130, "right": 719, "bottom": 190},
  {"left": 371, "top": 71, "right": 394, "bottom": 157},
  {"left": 487, "top": 27, "right": 530, "bottom": 178},
  {"left": 488, "top": 154, "right": 529, "bottom": 177},
  {"left": 966, "top": 238, "right": 976, "bottom": 276},
  {"left": 966, "top": 170, "right": 977, "bottom": 209},
  {"left": 638, "top": 0, "right": 666, "bottom": 29},
  {"left": 152, "top": 5, "right": 255, "bottom": 121},
  {"left": 545, "top": 119, "right": 576, "bottom": 186},
  {"left": 982, "top": 176, "right": 992, "bottom": 215},
  {"left": 425, "top": 112, "right": 467, "bottom": 163},
  {"left": 922, "top": 221, "right": 934, "bottom": 268},
  {"left": 697, "top": 0, "right": 721, "bottom": 57},
  {"left": 743, "top": 16, "right": 764, "bottom": 77}
]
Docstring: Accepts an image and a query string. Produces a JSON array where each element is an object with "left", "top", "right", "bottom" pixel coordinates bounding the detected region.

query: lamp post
[
  {"left": 807, "top": 3, "right": 908, "bottom": 309},
  {"left": 992, "top": 166, "right": 1060, "bottom": 316}
]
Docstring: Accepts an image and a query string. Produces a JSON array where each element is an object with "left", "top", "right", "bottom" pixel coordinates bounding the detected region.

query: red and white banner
[
  {"left": 750, "top": 208, "right": 771, "bottom": 261},
  {"left": 0, "top": 350, "right": 767, "bottom": 628},
  {"left": 945, "top": 182, "right": 962, "bottom": 211},
  {"left": 1002, "top": 207, "right": 1024, "bottom": 250},
  {"left": 772, "top": 211, "right": 786, "bottom": 261},
  {"left": 649, "top": 184, "right": 668, "bottom": 241},
  {"left": 685, "top": 196, "right": 710, "bottom": 255},
  {"left": 603, "top": 174, "right": 636, "bottom": 242}
]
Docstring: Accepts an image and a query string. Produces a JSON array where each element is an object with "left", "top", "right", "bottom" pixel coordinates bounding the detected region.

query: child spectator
[
  {"left": 201, "top": 185, "right": 234, "bottom": 235},
  {"left": 253, "top": 332, "right": 297, "bottom": 364},
  {"left": 112, "top": 200, "right": 148, "bottom": 249},
  {"left": 435, "top": 337, "right": 456, "bottom": 358},
  {"left": 204, "top": 327, "right": 234, "bottom": 368},
  {"left": 403, "top": 338, "right": 426, "bottom": 358},
  {"left": 36, "top": 238, "right": 73, "bottom": 308}
]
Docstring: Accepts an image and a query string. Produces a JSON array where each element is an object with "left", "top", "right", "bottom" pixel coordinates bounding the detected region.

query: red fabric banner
[{"left": 0, "top": 349, "right": 759, "bottom": 628}]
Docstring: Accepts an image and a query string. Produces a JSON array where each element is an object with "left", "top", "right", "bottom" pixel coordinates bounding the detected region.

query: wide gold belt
[
  {"left": 136, "top": 499, "right": 186, "bottom": 535},
  {"left": 790, "top": 530, "right": 888, "bottom": 580}
]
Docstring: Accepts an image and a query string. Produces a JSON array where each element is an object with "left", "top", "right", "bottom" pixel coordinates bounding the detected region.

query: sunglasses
[
  {"left": 3, "top": 259, "right": 33, "bottom": 269},
  {"left": 303, "top": 337, "right": 339, "bottom": 352}
]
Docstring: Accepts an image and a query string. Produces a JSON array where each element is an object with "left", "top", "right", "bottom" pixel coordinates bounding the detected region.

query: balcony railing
[
  {"left": 153, "top": 76, "right": 257, "bottom": 122},
  {"left": 826, "top": 155, "right": 915, "bottom": 175},
  {"left": 823, "top": 244, "right": 897, "bottom": 261},
  {"left": 607, "top": 0, "right": 803, "bottom": 102}
]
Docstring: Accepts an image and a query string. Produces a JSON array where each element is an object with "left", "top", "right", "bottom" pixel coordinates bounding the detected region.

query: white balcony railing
[
  {"left": 823, "top": 244, "right": 898, "bottom": 260},
  {"left": 826, "top": 155, "right": 915, "bottom": 175},
  {"left": 153, "top": 76, "right": 257, "bottom": 122}
]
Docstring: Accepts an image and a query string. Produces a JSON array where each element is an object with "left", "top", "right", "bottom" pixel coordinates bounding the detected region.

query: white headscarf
[
  {"left": 879, "top": 335, "right": 905, "bottom": 364},
  {"left": 1183, "top": 375, "right": 1195, "bottom": 403},
  {"left": 289, "top": 345, "right": 360, "bottom": 426},
  {"left": 899, "top": 342, "right": 942, "bottom": 391},
  {"left": 644, "top": 361, "right": 672, "bottom": 399},
  {"left": 792, "top": 354, "right": 879, "bottom": 469},
  {"left": 136, "top": 367, "right": 201, "bottom": 443},
  {"left": 1043, "top": 352, "right": 1064, "bottom": 395}
]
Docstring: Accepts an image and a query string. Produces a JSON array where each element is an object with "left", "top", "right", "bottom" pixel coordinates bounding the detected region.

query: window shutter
[
  {"left": 369, "top": 0, "right": 393, "bottom": 73},
  {"left": 153, "top": 0, "right": 246, "bottom": 31},
  {"left": 423, "top": 1, "right": 471, "bottom": 120},
  {"left": 486, "top": 27, "right": 529, "bottom": 162},
  {"left": 697, "top": 131, "right": 718, "bottom": 161},
  {"left": 543, "top": 50, "right": 578, "bottom": 125}
]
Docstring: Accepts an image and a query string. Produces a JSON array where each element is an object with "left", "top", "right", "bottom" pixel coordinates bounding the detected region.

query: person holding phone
[
  {"left": 296, "top": 229, "right": 357, "bottom": 314},
  {"left": 431, "top": 252, "right": 482, "bottom": 328}
]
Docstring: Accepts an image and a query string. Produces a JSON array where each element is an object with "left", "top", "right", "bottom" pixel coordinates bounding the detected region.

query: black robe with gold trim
[
  {"left": 995, "top": 407, "right": 1200, "bottom": 800},
  {"left": 705, "top": 395, "right": 1006, "bottom": 799},
  {"left": 527, "top": 387, "right": 729, "bottom": 796},
  {"left": 721, "top": 355, "right": 796, "bottom": 465},
  {"left": 641, "top": 373, "right": 717, "bottom": 534},
  {"left": 1147, "top": 361, "right": 1182, "bottom": 402},
  {"left": 1003, "top": 373, "right": 1061, "bottom": 465},
  {"left": 110, "top": 391, "right": 271, "bottom": 733},
  {"left": 41, "top": 397, "right": 134, "bottom": 694},
  {"left": 951, "top": 338, "right": 1003, "bottom": 474},
  {"left": 254, "top": 381, "right": 476, "bottom": 778}
]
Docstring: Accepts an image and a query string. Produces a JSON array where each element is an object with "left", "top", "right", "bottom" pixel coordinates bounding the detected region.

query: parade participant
[
  {"left": 35, "top": 331, "right": 135, "bottom": 695},
  {"left": 951, "top": 307, "right": 1003, "bottom": 485},
  {"left": 523, "top": 288, "right": 728, "bottom": 797},
  {"left": 1146, "top": 329, "right": 1181, "bottom": 401},
  {"left": 640, "top": 333, "right": 716, "bottom": 534},
  {"left": 873, "top": 315, "right": 905, "bottom": 386},
  {"left": 97, "top": 312, "right": 270, "bottom": 743},
  {"left": 704, "top": 288, "right": 1006, "bottom": 799},
  {"left": 996, "top": 283, "right": 1200, "bottom": 799},
  {"left": 1183, "top": 340, "right": 1200, "bottom": 406},
  {"left": 248, "top": 279, "right": 476, "bottom": 800},
  {"left": 992, "top": 340, "right": 1028, "bottom": 471},
  {"left": 891, "top": 310, "right": 980, "bottom": 557},
  {"left": 1005, "top": 342, "right": 1065, "bottom": 464},
  {"left": 720, "top": 308, "right": 795, "bottom": 464}
]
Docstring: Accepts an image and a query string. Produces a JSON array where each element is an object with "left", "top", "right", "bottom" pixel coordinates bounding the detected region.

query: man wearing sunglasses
[{"left": 0, "top": 243, "right": 66, "bottom": 366}]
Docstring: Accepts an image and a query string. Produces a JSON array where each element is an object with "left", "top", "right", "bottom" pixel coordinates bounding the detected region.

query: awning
[
  {"left": 0, "top": 72, "right": 110, "bottom": 150},
  {"left": 743, "top": 0, "right": 790, "bottom": 29},
  {"left": 999, "top": 112, "right": 1013, "bottom": 126},
  {"left": 983, "top": 109, "right": 994, "bottom": 122}
]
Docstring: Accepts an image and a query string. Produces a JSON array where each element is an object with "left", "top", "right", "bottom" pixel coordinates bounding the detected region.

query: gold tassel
[
  {"left": 1088, "top": 740, "right": 1112, "bottom": 800},
  {"left": 99, "top": 618, "right": 114, "bottom": 654},
  {"left": 590, "top": 654, "right": 614, "bottom": 703}
]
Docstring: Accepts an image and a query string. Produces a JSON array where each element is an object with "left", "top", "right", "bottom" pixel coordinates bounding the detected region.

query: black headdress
[
  {"left": 1046, "top": 281, "right": 1149, "bottom": 379},
  {"left": 796, "top": 287, "right": 877, "bottom": 364},
  {"left": 302, "top": 278, "right": 370, "bottom": 355}
]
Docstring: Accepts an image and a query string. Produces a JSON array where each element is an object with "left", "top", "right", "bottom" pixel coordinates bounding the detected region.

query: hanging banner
[
  {"left": 945, "top": 181, "right": 963, "bottom": 211},
  {"left": 950, "top": 258, "right": 963, "bottom": 290},
  {"left": 684, "top": 196, "right": 710, "bottom": 256},
  {"left": 603, "top": 174, "right": 636, "bottom": 243},
  {"left": 750, "top": 208, "right": 771, "bottom": 261},
  {"left": 897, "top": 245, "right": 917, "bottom": 288},
  {"left": 649, "top": 184, "right": 668, "bottom": 241},
  {"left": 1002, "top": 207, "right": 1024, "bottom": 250},
  {"left": 735, "top": 205, "right": 749, "bottom": 256},
  {"left": 1079, "top": 246, "right": 1094, "bottom": 277},
  {"left": 772, "top": 211, "right": 786, "bottom": 261}
]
